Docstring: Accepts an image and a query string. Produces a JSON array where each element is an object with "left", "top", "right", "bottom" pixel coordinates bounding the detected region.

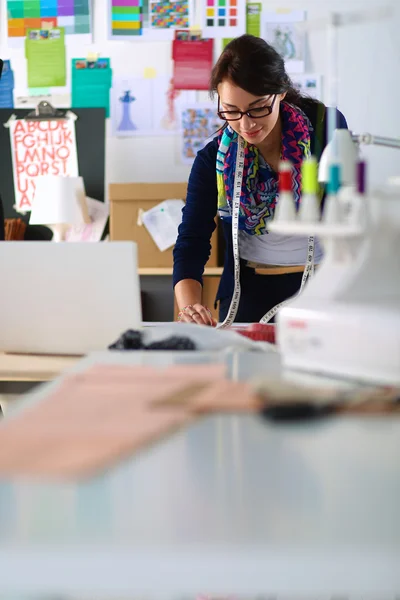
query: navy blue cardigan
[{"left": 173, "top": 101, "right": 347, "bottom": 304}]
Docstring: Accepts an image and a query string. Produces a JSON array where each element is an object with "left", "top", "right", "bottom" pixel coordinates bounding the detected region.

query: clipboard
[{"left": 0, "top": 106, "right": 106, "bottom": 218}]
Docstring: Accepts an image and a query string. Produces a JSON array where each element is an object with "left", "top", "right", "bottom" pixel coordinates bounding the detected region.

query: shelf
[{"left": 138, "top": 267, "right": 223, "bottom": 276}]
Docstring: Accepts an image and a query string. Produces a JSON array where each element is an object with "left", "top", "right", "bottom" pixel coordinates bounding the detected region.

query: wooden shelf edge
[{"left": 138, "top": 267, "right": 223, "bottom": 276}]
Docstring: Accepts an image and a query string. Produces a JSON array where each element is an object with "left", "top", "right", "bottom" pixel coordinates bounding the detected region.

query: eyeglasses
[{"left": 217, "top": 95, "right": 277, "bottom": 121}]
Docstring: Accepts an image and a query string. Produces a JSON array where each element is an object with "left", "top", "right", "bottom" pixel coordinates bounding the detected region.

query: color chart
[
  {"left": 7, "top": 0, "right": 92, "bottom": 38},
  {"left": 110, "top": 0, "right": 142, "bottom": 37},
  {"left": 201, "top": 0, "right": 245, "bottom": 39},
  {"left": 149, "top": 0, "right": 189, "bottom": 29}
]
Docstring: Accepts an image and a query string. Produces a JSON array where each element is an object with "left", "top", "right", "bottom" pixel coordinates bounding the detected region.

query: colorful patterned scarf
[{"left": 216, "top": 101, "right": 313, "bottom": 235}]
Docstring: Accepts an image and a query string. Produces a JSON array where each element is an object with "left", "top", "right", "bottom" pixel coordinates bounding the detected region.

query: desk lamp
[{"left": 29, "top": 176, "right": 90, "bottom": 242}]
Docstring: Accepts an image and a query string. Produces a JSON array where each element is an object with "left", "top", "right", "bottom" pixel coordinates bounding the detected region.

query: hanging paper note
[
  {"left": 246, "top": 2, "right": 261, "bottom": 36},
  {"left": 201, "top": 0, "right": 246, "bottom": 39},
  {"left": 8, "top": 118, "right": 79, "bottom": 213},
  {"left": 72, "top": 58, "right": 112, "bottom": 117},
  {"left": 109, "top": 0, "right": 143, "bottom": 39},
  {"left": 25, "top": 28, "right": 66, "bottom": 88},
  {"left": 0, "top": 60, "right": 15, "bottom": 108},
  {"left": 7, "top": 0, "right": 92, "bottom": 41},
  {"left": 141, "top": 199, "right": 184, "bottom": 251}
]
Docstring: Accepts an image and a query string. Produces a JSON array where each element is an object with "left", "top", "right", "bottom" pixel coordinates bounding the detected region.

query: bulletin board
[{"left": 0, "top": 107, "right": 106, "bottom": 219}]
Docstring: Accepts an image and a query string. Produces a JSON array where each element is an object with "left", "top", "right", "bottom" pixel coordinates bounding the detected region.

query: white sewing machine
[{"left": 270, "top": 163, "right": 400, "bottom": 386}]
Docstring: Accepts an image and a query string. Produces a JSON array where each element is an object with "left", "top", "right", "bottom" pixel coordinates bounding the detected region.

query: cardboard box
[{"left": 109, "top": 183, "right": 218, "bottom": 268}]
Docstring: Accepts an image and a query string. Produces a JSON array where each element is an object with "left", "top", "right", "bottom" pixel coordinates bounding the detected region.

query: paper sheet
[
  {"left": 172, "top": 34, "right": 214, "bottom": 90},
  {"left": 263, "top": 10, "right": 306, "bottom": 74},
  {"left": 291, "top": 73, "right": 322, "bottom": 101},
  {"left": 8, "top": 118, "right": 79, "bottom": 213},
  {"left": 72, "top": 58, "right": 113, "bottom": 118},
  {"left": 108, "top": 0, "right": 195, "bottom": 40},
  {"left": 111, "top": 75, "right": 195, "bottom": 137},
  {"left": 246, "top": 2, "right": 261, "bottom": 36},
  {"left": 109, "top": 0, "right": 143, "bottom": 39},
  {"left": 141, "top": 199, "right": 184, "bottom": 251},
  {"left": 14, "top": 91, "right": 71, "bottom": 108},
  {"left": 25, "top": 27, "right": 66, "bottom": 88},
  {"left": 180, "top": 103, "right": 220, "bottom": 164},
  {"left": 0, "top": 60, "right": 14, "bottom": 108},
  {"left": 200, "top": 0, "right": 246, "bottom": 39},
  {"left": 7, "top": 0, "right": 92, "bottom": 44},
  {"left": 65, "top": 197, "right": 109, "bottom": 242}
]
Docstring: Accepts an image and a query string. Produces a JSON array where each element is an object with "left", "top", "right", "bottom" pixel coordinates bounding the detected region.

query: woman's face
[{"left": 218, "top": 79, "right": 286, "bottom": 146}]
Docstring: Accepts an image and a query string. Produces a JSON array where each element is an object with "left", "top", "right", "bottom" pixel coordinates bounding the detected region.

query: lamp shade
[
  {"left": 29, "top": 176, "right": 89, "bottom": 226},
  {"left": 318, "top": 129, "right": 359, "bottom": 185}
]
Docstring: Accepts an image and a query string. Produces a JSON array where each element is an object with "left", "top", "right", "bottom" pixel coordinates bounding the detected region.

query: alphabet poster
[{"left": 8, "top": 118, "right": 79, "bottom": 213}]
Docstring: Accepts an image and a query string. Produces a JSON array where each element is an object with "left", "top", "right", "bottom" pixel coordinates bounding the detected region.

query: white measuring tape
[{"left": 217, "top": 135, "right": 315, "bottom": 329}]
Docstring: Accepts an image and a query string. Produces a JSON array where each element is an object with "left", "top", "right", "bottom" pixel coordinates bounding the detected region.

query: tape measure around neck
[
  {"left": 216, "top": 136, "right": 315, "bottom": 329},
  {"left": 259, "top": 235, "right": 314, "bottom": 324},
  {"left": 217, "top": 136, "right": 245, "bottom": 329}
]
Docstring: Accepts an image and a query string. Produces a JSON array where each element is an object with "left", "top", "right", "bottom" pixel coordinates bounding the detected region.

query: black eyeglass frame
[{"left": 217, "top": 94, "right": 278, "bottom": 121}]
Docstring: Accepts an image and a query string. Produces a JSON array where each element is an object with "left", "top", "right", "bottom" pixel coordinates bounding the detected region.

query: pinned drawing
[
  {"left": 180, "top": 104, "right": 220, "bottom": 164},
  {"left": 269, "top": 24, "right": 296, "bottom": 59},
  {"left": 263, "top": 10, "right": 306, "bottom": 73},
  {"left": 118, "top": 90, "right": 137, "bottom": 131},
  {"left": 160, "top": 78, "right": 182, "bottom": 130},
  {"left": 111, "top": 75, "right": 196, "bottom": 136}
]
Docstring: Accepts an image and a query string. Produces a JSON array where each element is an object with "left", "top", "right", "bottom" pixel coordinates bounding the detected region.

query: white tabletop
[{"left": 0, "top": 350, "right": 399, "bottom": 598}]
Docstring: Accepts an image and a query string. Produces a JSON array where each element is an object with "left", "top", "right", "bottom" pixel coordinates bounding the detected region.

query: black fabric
[
  {"left": 219, "top": 266, "right": 303, "bottom": 323},
  {"left": 24, "top": 225, "right": 53, "bottom": 241}
]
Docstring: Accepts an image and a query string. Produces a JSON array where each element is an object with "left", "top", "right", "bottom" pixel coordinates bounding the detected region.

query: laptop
[{"left": 0, "top": 242, "right": 142, "bottom": 355}]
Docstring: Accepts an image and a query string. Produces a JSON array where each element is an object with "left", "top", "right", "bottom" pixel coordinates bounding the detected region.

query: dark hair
[{"left": 210, "top": 34, "right": 304, "bottom": 107}]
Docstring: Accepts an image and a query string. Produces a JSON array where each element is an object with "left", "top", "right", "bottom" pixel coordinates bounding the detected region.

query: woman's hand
[{"left": 177, "top": 303, "right": 217, "bottom": 327}]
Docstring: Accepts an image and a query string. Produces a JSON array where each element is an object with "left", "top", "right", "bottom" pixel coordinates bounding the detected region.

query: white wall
[{"left": 1, "top": 0, "right": 399, "bottom": 193}]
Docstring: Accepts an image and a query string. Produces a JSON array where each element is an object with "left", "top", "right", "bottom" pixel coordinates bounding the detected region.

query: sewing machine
[{"left": 270, "top": 173, "right": 400, "bottom": 386}]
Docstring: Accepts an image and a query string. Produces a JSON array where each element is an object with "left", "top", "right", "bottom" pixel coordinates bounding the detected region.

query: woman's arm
[
  {"left": 174, "top": 279, "right": 216, "bottom": 326},
  {"left": 173, "top": 139, "right": 219, "bottom": 326}
]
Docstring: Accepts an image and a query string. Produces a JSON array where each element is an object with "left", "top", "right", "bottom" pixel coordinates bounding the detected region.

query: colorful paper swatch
[
  {"left": 0, "top": 60, "right": 15, "bottom": 108},
  {"left": 172, "top": 33, "right": 213, "bottom": 90},
  {"left": 72, "top": 57, "right": 112, "bottom": 117},
  {"left": 110, "top": 0, "right": 142, "bottom": 37},
  {"left": 205, "top": 0, "right": 237, "bottom": 28},
  {"left": 246, "top": 1, "right": 261, "bottom": 36},
  {"left": 201, "top": 0, "right": 245, "bottom": 39},
  {"left": 7, "top": 0, "right": 91, "bottom": 38},
  {"left": 150, "top": 0, "right": 189, "bottom": 28},
  {"left": 25, "top": 27, "right": 66, "bottom": 88}
]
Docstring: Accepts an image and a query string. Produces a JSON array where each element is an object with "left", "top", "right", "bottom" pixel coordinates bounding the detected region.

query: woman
[{"left": 173, "top": 34, "right": 347, "bottom": 326}]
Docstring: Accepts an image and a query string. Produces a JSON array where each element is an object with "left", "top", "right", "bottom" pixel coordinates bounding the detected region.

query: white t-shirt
[{"left": 239, "top": 230, "right": 323, "bottom": 266}]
